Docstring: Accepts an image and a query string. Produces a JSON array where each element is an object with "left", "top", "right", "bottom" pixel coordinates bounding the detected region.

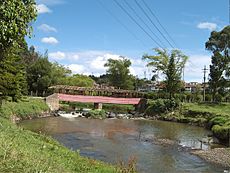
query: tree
[
  {"left": 0, "top": 0, "right": 37, "bottom": 101},
  {"left": 0, "top": 0, "right": 37, "bottom": 54},
  {"left": 0, "top": 48, "right": 27, "bottom": 101},
  {"left": 143, "top": 48, "right": 188, "bottom": 98},
  {"left": 59, "top": 74, "right": 95, "bottom": 87},
  {"left": 165, "top": 54, "right": 183, "bottom": 98},
  {"left": 26, "top": 54, "right": 52, "bottom": 96},
  {"left": 50, "top": 62, "right": 71, "bottom": 85},
  {"left": 104, "top": 57, "right": 134, "bottom": 90},
  {"left": 209, "top": 52, "right": 227, "bottom": 101},
  {"left": 206, "top": 26, "right": 230, "bottom": 101}
]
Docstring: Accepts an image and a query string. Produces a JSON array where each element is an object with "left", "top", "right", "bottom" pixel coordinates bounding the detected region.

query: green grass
[
  {"left": 0, "top": 117, "right": 118, "bottom": 173},
  {"left": 182, "top": 103, "right": 230, "bottom": 141},
  {"left": 0, "top": 97, "right": 49, "bottom": 119},
  {"left": 183, "top": 102, "right": 230, "bottom": 117}
]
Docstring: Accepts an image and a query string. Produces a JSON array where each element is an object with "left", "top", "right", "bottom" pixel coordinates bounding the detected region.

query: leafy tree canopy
[
  {"left": 59, "top": 74, "right": 95, "bottom": 87},
  {"left": 104, "top": 57, "right": 134, "bottom": 90},
  {"left": 206, "top": 26, "right": 230, "bottom": 101},
  {"left": 0, "top": 0, "right": 37, "bottom": 53},
  {"left": 143, "top": 48, "right": 188, "bottom": 98}
]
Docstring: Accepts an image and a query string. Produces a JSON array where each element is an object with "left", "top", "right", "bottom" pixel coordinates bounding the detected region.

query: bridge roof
[
  {"left": 50, "top": 85, "right": 143, "bottom": 94},
  {"left": 58, "top": 94, "right": 141, "bottom": 105}
]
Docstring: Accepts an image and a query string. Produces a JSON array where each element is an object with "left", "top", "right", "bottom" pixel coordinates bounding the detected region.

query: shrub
[
  {"left": 210, "top": 116, "right": 228, "bottom": 126},
  {"left": 145, "top": 99, "right": 181, "bottom": 116},
  {"left": 87, "top": 109, "right": 107, "bottom": 119},
  {"left": 212, "top": 125, "right": 230, "bottom": 140},
  {"left": 215, "top": 94, "right": 223, "bottom": 102}
]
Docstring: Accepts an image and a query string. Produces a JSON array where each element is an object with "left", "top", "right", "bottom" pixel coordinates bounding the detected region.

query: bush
[
  {"left": 87, "top": 109, "right": 107, "bottom": 119},
  {"left": 145, "top": 99, "right": 181, "bottom": 116},
  {"left": 212, "top": 125, "right": 230, "bottom": 140},
  {"left": 210, "top": 116, "right": 229, "bottom": 126},
  {"left": 215, "top": 94, "right": 223, "bottom": 102}
]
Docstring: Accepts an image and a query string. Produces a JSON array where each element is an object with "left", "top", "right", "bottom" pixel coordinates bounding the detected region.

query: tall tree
[
  {"left": 206, "top": 26, "right": 230, "bottom": 101},
  {"left": 143, "top": 48, "right": 188, "bottom": 98},
  {"left": 0, "top": 0, "right": 37, "bottom": 54},
  {"left": 0, "top": 48, "right": 27, "bottom": 101},
  {"left": 165, "top": 54, "right": 182, "bottom": 98},
  {"left": 27, "top": 54, "right": 52, "bottom": 96},
  {"left": 0, "top": 0, "right": 37, "bottom": 101},
  {"left": 50, "top": 62, "right": 71, "bottom": 85},
  {"left": 209, "top": 52, "right": 227, "bottom": 101},
  {"left": 104, "top": 57, "right": 134, "bottom": 90}
]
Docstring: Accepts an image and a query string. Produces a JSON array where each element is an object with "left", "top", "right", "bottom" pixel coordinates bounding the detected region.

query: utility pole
[{"left": 202, "top": 66, "right": 208, "bottom": 102}]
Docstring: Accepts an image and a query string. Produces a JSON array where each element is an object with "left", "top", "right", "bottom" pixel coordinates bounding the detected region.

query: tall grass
[{"left": 0, "top": 97, "right": 49, "bottom": 119}]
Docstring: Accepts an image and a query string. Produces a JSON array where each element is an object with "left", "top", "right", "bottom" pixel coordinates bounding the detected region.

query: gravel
[{"left": 191, "top": 148, "right": 230, "bottom": 168}]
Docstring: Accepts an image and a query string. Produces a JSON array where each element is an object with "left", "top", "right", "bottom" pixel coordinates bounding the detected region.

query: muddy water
[{"left": 19, "top": 117, "right": 226, "bottom": 173}]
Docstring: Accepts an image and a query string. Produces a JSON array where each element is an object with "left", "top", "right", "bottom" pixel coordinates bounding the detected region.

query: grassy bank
[
  {"left": 0, "top": 117, "right": 118, "bottom": 173},
  {"left": 182, "top": 103, "right": 230, "bottom": 143},
  {"left": 0, "top": 97, "right": 49, "bottom": 119},
  {"left": 0, "top": 98, "right": 133, "bottom": 173},
  {"left": 146, "top": 101, "right": 230, "bottom": 144}
]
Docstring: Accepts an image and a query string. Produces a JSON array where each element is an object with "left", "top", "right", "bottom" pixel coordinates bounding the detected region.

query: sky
[{"left": 27, "top": 0, "right": 229, "bottom": 82}]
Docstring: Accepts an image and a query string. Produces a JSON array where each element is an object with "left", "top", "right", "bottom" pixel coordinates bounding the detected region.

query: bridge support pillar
[{"left": 94, "top": 102, "right": 103, "bottom": 110}]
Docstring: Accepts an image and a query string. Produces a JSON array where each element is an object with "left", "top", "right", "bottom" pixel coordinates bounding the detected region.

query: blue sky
[{"left": 28, "top": 0, "right": 229, "bottom": 82}]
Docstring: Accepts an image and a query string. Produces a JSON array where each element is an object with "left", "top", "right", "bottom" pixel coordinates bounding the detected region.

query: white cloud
[
  {"left": 49, "top": 51, "right": 80, "bottom": 62},
  {"left": 90, "top": 53, "right": 122, "bottom": 71},
  {"left": 184, "top": 54, "right": 211, "bottom": 82},
  {"left": 36, "top": 4, "right": 52, "bottom": 14},
  {"left": 38, "top": 24, "right": 57, "bottom": 33},
  {"left": 49, "top": 51, "right": 65, "bottom": 60},
  {"left": 41, "top": 37, "right": 59, "bottom": 44},
  {"left": 36, "top": 0, "right": 65, "bottom": 5},
  {"left": 48, "top": 50, "right": 148, "bottom": 78},
  {"left": 197, "top": 22, "right": 217, "bottom": 31},
  {"left": 67, "top": 64, "right": 86, "bottom": 74}
]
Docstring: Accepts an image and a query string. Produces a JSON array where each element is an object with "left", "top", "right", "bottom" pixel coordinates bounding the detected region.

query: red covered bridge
[
  {"left": 46, "top": 85, "right": 146, "bottom": 111},
  {"left": 58, "top": 94, "right": 141, "bottom": 105},
  {"left": 46, "top": 93, "right": 146, "bottom": 111}
]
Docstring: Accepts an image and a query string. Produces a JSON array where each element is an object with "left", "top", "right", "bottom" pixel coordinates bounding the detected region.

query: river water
[{"left": 19, "top": 117, "right": 226, "bottom": 173}]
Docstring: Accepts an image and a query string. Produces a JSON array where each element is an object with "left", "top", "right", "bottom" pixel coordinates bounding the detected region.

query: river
[{"left": 19, "top": 117, "right": 226, "bottom": 173}]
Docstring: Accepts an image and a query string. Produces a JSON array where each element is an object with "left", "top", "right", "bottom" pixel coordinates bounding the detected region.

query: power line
[
  {"left": 134, "top": 0, "right": 175, "bottom": 48},
  {"left": 97, "top": 0, "right": 148, "bottom": 48},
  {"left": 141, "top": 0, "right": 178, "bottom": 48},
  {"left": 123, "top": 0, "right": 166, "bottom": 48},
  {"left": 113, "top": 0, "right": 162, "bottom": 48}
]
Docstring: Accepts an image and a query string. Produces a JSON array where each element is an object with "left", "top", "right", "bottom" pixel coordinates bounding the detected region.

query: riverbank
[
  {"left": 144, "top": 101, "right": 230, "bottom": 168},
  {"left": 145, "top": 102, "right": 230, "bottom": 143},
  {"left": 0, "top": 98, "right": 130, "bottom": 173},
  {"left": 192, "top": 148, "right": 230, "bottom": 168}
]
